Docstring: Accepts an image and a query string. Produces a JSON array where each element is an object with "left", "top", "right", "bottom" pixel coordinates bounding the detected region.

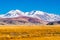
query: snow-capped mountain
[
  {"left": 0, "top": 9, "right": 60, "bottom": 25},
  {"left": 0, "top": 10, "right": 24, "bottom": 18}
]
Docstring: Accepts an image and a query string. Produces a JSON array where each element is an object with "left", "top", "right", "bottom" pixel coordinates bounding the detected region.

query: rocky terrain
[{"left": 0, "top": 9, "right": 60, "bottom": 25}]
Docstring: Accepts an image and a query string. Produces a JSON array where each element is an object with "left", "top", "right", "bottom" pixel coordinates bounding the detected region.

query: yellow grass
[{"left": 0, "top": 25, "right": 60, "bottom": 40}]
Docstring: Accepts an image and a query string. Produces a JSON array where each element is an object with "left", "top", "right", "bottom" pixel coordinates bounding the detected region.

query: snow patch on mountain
[{"left": 0, "top": 9, "right": 60, "bottom": 22}]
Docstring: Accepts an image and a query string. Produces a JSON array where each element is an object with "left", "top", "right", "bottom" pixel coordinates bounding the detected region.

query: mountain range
[{"left": 0, "top": 9, "right": 60, "bottom": 25}]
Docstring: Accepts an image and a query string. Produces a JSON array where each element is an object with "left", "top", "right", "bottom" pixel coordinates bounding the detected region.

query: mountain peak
[
  {"left": 7, "top": 9, "right": 24, "bottom": 15},
  {"left": 2, "top": 10, "right": 24, "bottom": 18},
  {"left": 0, "top": 9, "right": 60, "bottom": 22}
]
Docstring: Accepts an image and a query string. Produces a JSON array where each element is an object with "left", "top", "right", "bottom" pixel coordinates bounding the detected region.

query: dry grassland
[{"left": 0, "top": 25, "right": 60, "bottom": 40}]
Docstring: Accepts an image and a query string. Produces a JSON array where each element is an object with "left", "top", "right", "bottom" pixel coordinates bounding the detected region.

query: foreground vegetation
[{"left": 0, "top": 25, "right": 60, "bottom": 40}]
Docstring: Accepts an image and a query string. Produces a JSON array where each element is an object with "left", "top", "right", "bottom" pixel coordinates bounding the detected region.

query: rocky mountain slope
[{"left": 0, "top": 9, "right": 60, "bottom": 25}]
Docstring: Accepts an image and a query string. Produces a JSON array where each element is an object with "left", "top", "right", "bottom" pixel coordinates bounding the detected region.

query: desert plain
[{"left": 0, "top": 25, "right": 60, "bottom": 40}]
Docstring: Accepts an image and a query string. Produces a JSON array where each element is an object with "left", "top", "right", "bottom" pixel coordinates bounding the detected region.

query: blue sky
[{"left": 0, "top": 0, "right": 60, "bottom": 15}]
